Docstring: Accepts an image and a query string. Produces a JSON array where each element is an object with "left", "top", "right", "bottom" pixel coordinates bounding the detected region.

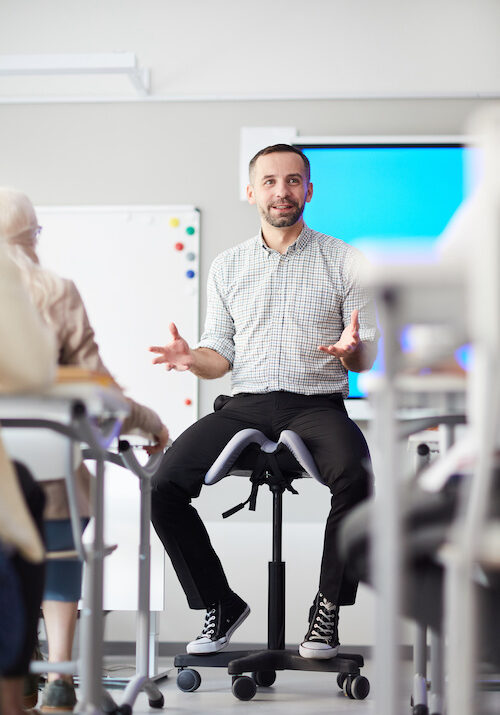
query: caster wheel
[
  {"left": 232, "top": 675, "right": 257, "bottom": 701},
  {"left": 337, "top": 672, "right": 348, "bottom": 690},
  {"left": 177, "top": 668, "right": 201, "bottom": 692},
  {"left": 413, "top": 706, "right": 428, "bottom": 715},
  {"left": 148, "top": 694, "right": 164, "bottom": 709},
  {"left": 350, "top": 675, "right": 370, "bottom": 700},
  {"left": 252, "top": 670, "right": 276, "bottom": 687},
  {"left": 343, "top": 675, "right": 370, "bottom": 700},
  {"left": 118, "top": 705, "right": 132, "bottom": 715}
]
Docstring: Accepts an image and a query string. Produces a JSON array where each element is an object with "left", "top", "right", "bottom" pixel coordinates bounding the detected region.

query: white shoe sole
[
  {"left": 299, "top": 642, "right": 339, "bottom": 659},
  {"left": 186, "top": 636, "right": 228, "bottom": 654},
  {"left": 186, "top": 605, "right": 250, "bottom": 655}
]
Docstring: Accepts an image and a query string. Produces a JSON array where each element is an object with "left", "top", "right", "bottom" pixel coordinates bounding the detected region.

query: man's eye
[
  {"left": 264, "top": 180, "right": 274, "bottom": 186},
  {"left": 289, "top": 178, "right": 299, "bottom": 184}
]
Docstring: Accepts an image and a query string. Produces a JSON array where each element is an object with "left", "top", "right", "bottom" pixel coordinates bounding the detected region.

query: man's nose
[{"left": 275, "top": 180, "right": 289, "bottom": 196}]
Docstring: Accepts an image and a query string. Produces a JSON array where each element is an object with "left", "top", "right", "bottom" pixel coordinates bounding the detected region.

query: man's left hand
[{"left": 318, "top": 309, "right": 360, "bottom": 358}]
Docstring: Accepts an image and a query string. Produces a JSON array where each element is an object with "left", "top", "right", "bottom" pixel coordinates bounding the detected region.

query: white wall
[
  {"left": 0, "top": 1, "right": 499, "bottom": 99},
  {"left": 0, "top": 0, "right": 496, "bottom": 647}
]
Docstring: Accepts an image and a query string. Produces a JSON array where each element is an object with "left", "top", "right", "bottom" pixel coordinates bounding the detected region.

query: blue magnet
[{"left": 186, "top": 269, "right": 195, "bottom": 279}]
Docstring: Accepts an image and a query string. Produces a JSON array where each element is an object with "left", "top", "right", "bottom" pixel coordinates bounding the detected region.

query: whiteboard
[
  {"left": 36, "top": 205, "right": 200, "bottom": 611},
  {"left": 36, "top": 205, "right": 200, "bottom": 437}
]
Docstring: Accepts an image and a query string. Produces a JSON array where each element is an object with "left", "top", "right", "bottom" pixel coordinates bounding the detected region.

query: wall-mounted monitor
[{"left": 293, "top": 137, "right": 472, "bottom": 399}]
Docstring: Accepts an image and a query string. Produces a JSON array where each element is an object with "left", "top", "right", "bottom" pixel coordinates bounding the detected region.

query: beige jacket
[
  {"left": 0, "top": 241, "right": 57, "bottom": 562},
  {"left": 42, "top": 277, "right": 163, "bottom": 519}
]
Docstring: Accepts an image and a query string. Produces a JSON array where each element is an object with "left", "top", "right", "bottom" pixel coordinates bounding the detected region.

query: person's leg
[
  {"left": 283, "top": 394, "right": 371, "bottom": 603},
  {"left": 42, "top": 601, "right": 78, "bottom": 682},
  {"left": 151, "top": 394, "right": 275, "bottom": 653},
  {"left": 276, "top": 393, "right": 372, "bottom": 658},
  {"left": 0, "top": 679, "right": 26, "bottom": 715},
  {"left": 39, "top": 518, "right": 87, "bottom": 711},
  {"left": 151, "top": 394, "right": 273, "bottom": 609},
  {"left": 1, "top": 463, "right": 45, "bottom": 713}
]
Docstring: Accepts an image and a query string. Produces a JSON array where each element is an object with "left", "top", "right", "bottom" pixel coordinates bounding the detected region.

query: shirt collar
[{"left": 257, "top": 224, "right": 312, "bottom": 255}]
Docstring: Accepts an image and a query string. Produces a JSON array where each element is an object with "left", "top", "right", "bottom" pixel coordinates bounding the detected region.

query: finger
[
  {"left": 151, "top": 355, "right": 167, "bottom": 364},
  {"left": 169, "top": 322, "right": 180, "bottom": 340},
  {"left": 318, "top": 345, "right": 339, "bottom": 355},
  {"left": 149, "top": 346, "right": 165, "bottom": 353},
  {"left": 350, "top": 309, "right": 359, "bottom": 330}
]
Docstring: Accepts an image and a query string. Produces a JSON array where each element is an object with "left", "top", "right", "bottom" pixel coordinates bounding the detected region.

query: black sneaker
[
  {"left": 41, "top": 678, "right": 77, "bottom": 712},
  {"left": 186, "top": 594, "right": 250, "bottom": 654},
  {"left": 299, "top": 591, "right": 340, "bottom": 659}
]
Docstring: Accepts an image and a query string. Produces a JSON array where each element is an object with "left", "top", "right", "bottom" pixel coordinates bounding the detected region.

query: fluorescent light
[{"left": 0, "top": 52, "right": 150, "bottom": 95}]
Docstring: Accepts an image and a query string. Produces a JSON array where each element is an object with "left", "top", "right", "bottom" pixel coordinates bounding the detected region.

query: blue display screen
[{"left": 297, "top": 143, "right": 469, "bottom": 398}]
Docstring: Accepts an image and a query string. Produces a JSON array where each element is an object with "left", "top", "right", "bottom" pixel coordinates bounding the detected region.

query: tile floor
[
  {"left": 37, "top": 655, "right": 500, "bottom": 714},
  {"left": 102, "top": 656, "right": 376, "bottom": 715}
]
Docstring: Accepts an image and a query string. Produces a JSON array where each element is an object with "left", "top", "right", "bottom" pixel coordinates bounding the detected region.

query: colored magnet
[
  {"left": 185, "top": 226, "right": 195, "bottom": 235},
  {"left": 169, "top": 217, "right": 180, "bottom": 227},
  {"left": 186, "top": 270, "right": 195, "bottom": 279},
  {"left": 184, "top": 398, "right": 192, "bottom": 406},
  {"left": 175, "top": 242, "right": 184, "bottom": 251},
  {"left": 186, "top": 252, "right": 196, "bottom": 261}
]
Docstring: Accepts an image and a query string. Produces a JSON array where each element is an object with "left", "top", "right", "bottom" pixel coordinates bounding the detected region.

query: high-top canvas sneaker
[
  {"left": 186, "top": 594, "right": 250, "bottom": 654},
  {"left": 299, "top": 591, "right": 340, "bottom": 659}
]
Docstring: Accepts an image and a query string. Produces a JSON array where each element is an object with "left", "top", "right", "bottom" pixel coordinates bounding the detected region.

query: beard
[{"left": 260, "top": 198, "right": 305, "bottom": 228}]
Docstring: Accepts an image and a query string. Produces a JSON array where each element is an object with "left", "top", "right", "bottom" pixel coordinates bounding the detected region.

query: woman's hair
[
  {"left": 0, "top": 187, "right": 38, "bottom": 251},
  {"left": 0, "top": 188, "right": 65, "bottom": 328},
  {"left": 6, "top": 244, "right": 66, "bottom": 329}
]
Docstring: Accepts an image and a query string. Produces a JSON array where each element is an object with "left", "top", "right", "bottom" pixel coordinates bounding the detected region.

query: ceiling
[{"left": 0, "top": 0, "right": 499, "bottom": 103}]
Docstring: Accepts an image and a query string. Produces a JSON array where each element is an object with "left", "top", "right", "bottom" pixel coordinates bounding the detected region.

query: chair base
[
  {"left": 175, "top": 648, "right": 369, "bottom": 700},
  {"left": 175, "top": 647, "right": 363, "bottom": 675}
]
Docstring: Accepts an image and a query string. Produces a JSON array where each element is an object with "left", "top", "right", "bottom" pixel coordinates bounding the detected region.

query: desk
[
  {"left": 0, "top": 383, "right": 128, "bottom": 715},
  {"left": 362, "top": 263, "right": 466, "bottom": 715}
]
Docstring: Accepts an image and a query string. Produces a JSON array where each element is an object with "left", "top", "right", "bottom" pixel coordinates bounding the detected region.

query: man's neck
[{"left": 261, "top": 220, "right": 304, "bottom": 255}]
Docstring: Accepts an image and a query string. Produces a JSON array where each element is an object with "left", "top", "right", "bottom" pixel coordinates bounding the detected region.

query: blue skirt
[{"left": 43, "top": 518, "right": 89, "bottom": 602}]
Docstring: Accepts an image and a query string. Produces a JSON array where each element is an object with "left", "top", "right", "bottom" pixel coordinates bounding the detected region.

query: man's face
[{"left": 247, "top": 152, "right": 313, "bottom": 228}]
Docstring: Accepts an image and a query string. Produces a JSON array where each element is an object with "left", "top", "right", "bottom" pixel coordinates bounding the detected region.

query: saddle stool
[{"left": 174, "top": 428, "right": 370, "bottom": 701}]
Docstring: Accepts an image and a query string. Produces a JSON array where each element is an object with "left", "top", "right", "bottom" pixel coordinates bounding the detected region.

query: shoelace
[
  {"left": 309, "top": 596, "right": 337, "bottom": 642},
  {"left": 199, "top": 607, "right": 217, "bottom": 639}
]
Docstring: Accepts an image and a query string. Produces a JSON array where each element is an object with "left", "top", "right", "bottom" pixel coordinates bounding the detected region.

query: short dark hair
[{"left": 249, "top": 144, "right": 310, "bottom": 184}]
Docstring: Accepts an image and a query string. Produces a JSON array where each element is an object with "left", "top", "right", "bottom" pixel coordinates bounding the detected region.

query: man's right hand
[{"left": 149, "top": 323, "right": 193, "bottom": 371}]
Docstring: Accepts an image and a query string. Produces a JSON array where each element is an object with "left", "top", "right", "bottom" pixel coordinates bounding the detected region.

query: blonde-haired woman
[
  {"left": 0, "top": 232, "right": 56, "bottom": 715},
  {"left": 0, "top": 187, "right": 169, "bottom": 711}
]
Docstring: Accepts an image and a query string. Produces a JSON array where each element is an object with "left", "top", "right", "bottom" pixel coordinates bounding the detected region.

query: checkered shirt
[{"left": 198, "top": 225, "right": 378, "bottom": 398}]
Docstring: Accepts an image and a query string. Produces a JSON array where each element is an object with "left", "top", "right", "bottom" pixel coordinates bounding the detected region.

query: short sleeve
[
  {"left": 197, "top": 256, "right": 235, "bottom": 365},
  {"left": 342, "top": 247, "right": 379, "bottom": 343}
]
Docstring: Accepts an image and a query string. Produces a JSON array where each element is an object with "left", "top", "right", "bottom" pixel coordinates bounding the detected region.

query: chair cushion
[{"left": 204, "top": 428, "right": 323, "bottom": 485}]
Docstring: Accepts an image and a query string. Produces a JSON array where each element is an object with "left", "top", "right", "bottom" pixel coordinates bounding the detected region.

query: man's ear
[
  {"left": 306, "top": 182, "right": 313, "bottom": 203},
  {"left": 246, "top": 184, "right": 256, "bottom": 205}
]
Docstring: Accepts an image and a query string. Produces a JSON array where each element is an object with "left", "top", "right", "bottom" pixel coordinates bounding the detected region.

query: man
[{"left": 149, "top": 144, "right": 378, "bottom": 659}]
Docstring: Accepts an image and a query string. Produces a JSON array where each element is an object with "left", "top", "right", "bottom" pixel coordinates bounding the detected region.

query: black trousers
[
  {"left": 2, "top": 462, "right": 45, "bottom": 678},
  {"left": 151, "top": 392, "right": 371, "bottom": 610}
]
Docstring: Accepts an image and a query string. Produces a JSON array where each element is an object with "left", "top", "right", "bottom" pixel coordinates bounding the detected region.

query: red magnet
[
  {"left": 184, "top": 398, "right": 192, "bottom": 406},
  {"left": 175, "top": 242, "right": 184, "bottom": 251}
]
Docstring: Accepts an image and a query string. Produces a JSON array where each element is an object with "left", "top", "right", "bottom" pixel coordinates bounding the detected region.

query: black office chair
[{"left": 174, "top": 428, "right": 370, "bottom": 701}]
